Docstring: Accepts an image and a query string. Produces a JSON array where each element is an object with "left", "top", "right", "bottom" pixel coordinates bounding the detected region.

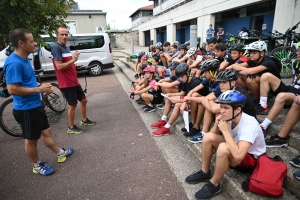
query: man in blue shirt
[
  {"left": 206, "top": 24, "right": 215, "bottom": 42},
  {"left": 4, "top": 28, "right": 74, "bottom": 176}
]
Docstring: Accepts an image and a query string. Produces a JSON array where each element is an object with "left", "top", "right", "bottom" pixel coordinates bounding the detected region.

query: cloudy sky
[{"left": 75, "top": 0, "right": 152, "bottom": 30}]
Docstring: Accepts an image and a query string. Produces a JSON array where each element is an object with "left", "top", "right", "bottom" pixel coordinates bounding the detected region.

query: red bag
[{"left": 242, "top": 153, "right": 287, "bottom": 197}]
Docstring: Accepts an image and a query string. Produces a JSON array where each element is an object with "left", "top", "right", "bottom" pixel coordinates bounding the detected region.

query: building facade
[{"left": 131, "top": 0, "right": 300, "bottom": 46}]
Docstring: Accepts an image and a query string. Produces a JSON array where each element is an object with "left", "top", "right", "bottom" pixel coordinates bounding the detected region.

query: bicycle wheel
[
  {"left": 269, "top": 46, "right": 297, "bottom": 78},
  {"left": 0, "top": 98, "right": 22, "bottom": 137},
  {"left": 47, "top": 83, "right": 67, "bottom": 113}
]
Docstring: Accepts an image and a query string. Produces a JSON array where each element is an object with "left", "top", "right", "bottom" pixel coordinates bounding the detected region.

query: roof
[
  {"left": 68, "top": 10, "right": 107, "bottom": 15},
  {"left": 129, "top": 4, "right": 153, "bottom": 18}
]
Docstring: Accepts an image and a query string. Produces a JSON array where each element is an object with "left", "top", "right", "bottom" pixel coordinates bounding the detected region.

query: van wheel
[{"left": 88, "top": 62, "right": 103, "bottom": 76}]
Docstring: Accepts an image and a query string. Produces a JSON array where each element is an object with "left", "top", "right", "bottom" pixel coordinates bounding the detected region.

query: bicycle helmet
[
  {"left": 245, "top": 41, "right": 267, "bottom": 52},
  {"left": 294, "top": 41, "right": 300, "bottom": 51},
  {"left": 147, "top": 57, "right": 153, "bottom": 64},
  {"left": 174, "top": 41, "right": 180, "bottom": 45},
  {"left": 229, "top": 43, "right": 245, "bottom": 52},
  {"left": 141, "top": 54, "right": 148, "bottom": 61},
  {"left": 184, "top": 40, "right": 190, "bottom": 45},
  {"left": 138, "top": 51, "right": 146, "bottom": 60},
  {"left": 186, "top": 47, "right": 197, "bottom": 57},
  {"left": 169, "top": 61, "right": 180, "bottom": 70},
  {"left": 156, "top": 43, "right": 163, "bottom": 50},
  {"left": 215, "top": 90, "right": 246, "bottom": 108},
  {"left": 175, "top": 63, "right": 189, "bottom": 77},
  {"left": 177, "top": 44, "right": 187, "bottom": 50},
  {"left": 143, "top": 66, "right": 155, "bottom": 73},
  {"left": 216, "top": 69, "right": 238, "bottom": 82},
  {"left": 200, "top": 58, "right": 220, "bottom": 74}
]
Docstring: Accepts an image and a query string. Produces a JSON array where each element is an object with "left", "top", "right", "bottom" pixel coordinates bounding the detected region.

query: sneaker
[
  {"left": 293, "top": 170, "right": 300, "bottom": 180},
  {"left": 80, "top": 118, "right": 96, "bottom": 126},
  {"left": 265, "top": 134, "right": 288, "bottom": 148},
  {"left": 290, "top": 155, "right": 300, "bottom": 168},
  {"left": 188, "top": 132, "right": 204, "bottom": 143},
  {"left": 57, "top": 148, "right": 74, "bottom": 163},
  {"left": 185, "top": 170, "right": 212, "bottom": 184},
  {"left": 67, "top": 125, "right": 85, "bottom": 134},
  {"left": 134, "top": 74, "right": 139, "bottom": 79},
  {"left": 135, "top": 97, "right": 142, "bottom": 103},
  {"left": 142, "top": 104, "right": 148, "bottom": 109},
  {"left": 260, "top": 125, "right": 267, "bottom": 137},
  {"left": 33, "top": 161, "right": 54, "bottom": 176},
  {"left": 151, "top": 119, "right": 167, "bottom": 129},
  {"left": 184, "top": 127, "right": 200, "bottom": 137},
  {"left": 152, "top": 127, "right": 170, "bottom": 137},
  {"left": 157, "top": 104, "right": 164, "bottom": 110},
  {"left": 181, "top": 122, "right": 193, "bottom": 132},
  {"left": 195, "top": 181, "right": 222, "bottom": 199},
  {"left": 144, "top": 105, "right": 155, "bottom": 113},
  {"left": 255, "top": 103, "right": 268, "bottom": 115}
]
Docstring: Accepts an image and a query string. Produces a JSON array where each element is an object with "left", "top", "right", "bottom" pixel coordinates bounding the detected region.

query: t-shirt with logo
[
  {"left": 51, "top": 42, "right": 79, "bottom": 88},
  {"left": 3, "top": 53, "right": 41, "bottom": 110},
  {"left": 246, "top": 56, "right": 280, "bottom": 78}
]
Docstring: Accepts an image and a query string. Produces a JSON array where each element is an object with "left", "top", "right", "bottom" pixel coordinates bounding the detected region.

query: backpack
[
  {"left": 242, "top": 153, "right": 287, "bottom": 198},
  {"left": 270, "top": 56, "right": 282, "bottom": 76}
]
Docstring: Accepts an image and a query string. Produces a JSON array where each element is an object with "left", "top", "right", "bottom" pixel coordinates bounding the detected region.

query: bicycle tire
[
  {"left": 47, "top": 83, "right": 67, "bottom": 113},
  {"left": 269, "top": 46, "right": 297, "bottom": 78},
  {"left": 0, "top": 98, "right": 22, "bottom": 137}
]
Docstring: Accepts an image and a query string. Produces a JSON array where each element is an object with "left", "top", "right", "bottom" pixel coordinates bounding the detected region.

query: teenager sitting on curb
[
  {"left": 188, "top": 70, "right": 257, "bottom": 143},
  {"left": 182, "top": 59, "right": 220, "bottom": 137},
  {"left": 133, "top": 66, "right": 163, "bottom": 112},
  {"left": 160, "top": 42, "right": 174, "bottom": 68},
  {"left": 214, "top": 43, "right": 228, "bottom": 63},
  {"left": 151, "top": 63, "right": 207, "bottom": 136},
  {"left": 227, "top": 41, "right": 281, "bottom": 114},
  {"left": 151, "top": 56, "right": 170, "bottom": 78},
  {"left": 185, "top": 90, "right": 266, "bottom": 199},
  {"left": 165, "top": 44, "right": 179, "bottom": 63},
  {"left": 173, "top": 44, "right": 187, "bottom": 62},
  {"left": 204, "top": 37, "right": 218, "bottom": 60}
]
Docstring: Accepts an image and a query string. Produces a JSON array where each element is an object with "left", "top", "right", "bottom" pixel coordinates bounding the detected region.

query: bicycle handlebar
[{"left": 76, "top": 64, "right": 97, "bottom": 71}]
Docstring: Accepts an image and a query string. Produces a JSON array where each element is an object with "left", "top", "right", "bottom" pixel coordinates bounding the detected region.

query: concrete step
[{"left": 114, "top": 59, "right": 300, "bottom": 199}]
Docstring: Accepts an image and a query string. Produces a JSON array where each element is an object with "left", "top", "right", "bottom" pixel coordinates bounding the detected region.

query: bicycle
[{"left": 269, "top": 21, "right": 300, "bottom": 78}]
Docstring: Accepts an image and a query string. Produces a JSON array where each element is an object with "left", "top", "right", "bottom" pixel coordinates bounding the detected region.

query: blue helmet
[{"left": 214, "top": 90, "right": 246, "bottom": 107}]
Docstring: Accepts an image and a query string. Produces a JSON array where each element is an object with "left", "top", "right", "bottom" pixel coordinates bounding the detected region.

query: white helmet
[
  {"left": 245, "top": 41, "right": 267, "bottom": 52},
  {"left": 186, "top": 47, "right": 197, "bottom": 57}
]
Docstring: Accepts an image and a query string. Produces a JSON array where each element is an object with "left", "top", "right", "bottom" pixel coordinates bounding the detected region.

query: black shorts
[
  {"left": 60, "top": 84, "right": 86, "bottom": 105},
  {"left": 152, "top": 95, "right": 164, "bottom": 104},
  {"left": 272, "top": 81, "right": 300, "bottom": 97},
  {"left": 13, "top": 106, "right": 50, "bottom": 140}
]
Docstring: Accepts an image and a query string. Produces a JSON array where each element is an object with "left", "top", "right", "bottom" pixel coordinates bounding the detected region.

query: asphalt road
[{"left": 0, "top": 70, "right": 188, "bottom": 200}]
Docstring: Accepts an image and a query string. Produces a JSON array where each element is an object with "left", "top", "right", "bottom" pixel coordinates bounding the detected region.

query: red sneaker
[
  {"left": 152, "top": 127, "right": 170, "bottom": 137},
  {"left": 151, "top": 120, "right": 167, "bottom": 129}
]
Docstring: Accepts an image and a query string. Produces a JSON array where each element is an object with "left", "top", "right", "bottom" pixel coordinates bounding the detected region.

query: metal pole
[{"left": 131, "top": 36, "right": 134, "bottom": 54}]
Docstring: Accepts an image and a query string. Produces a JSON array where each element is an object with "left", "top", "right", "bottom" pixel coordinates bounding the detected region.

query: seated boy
[{"left": 185, "top": 90, "right": 266, "bottom": 199}]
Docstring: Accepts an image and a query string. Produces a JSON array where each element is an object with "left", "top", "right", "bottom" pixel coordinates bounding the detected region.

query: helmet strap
[
  {"left": 226, "top": 106, "right": 242, "bottom": 122},
  {"left": 209, "top": 70, "right": 217, "bottom": 79}
]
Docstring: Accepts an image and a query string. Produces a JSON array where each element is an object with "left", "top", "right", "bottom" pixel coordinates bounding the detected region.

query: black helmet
[
  {"left": 138, "top": 51, "right": 145, "bottom": 60},
  {"left": 214, "top": 90, "right": 246, "bottom": 108},
  {"left": 216, "top": 69, "right": 238, "bottom": 82},
  {"left": 175, "top": 63, "right": 189, "bottom": 77},
  {"left": 178, "top": 44, "right": 187, "bottom": 50},
  {"left": 184, "top": 40, "right": 190, "bottom": 45},
  {"left": 200, "top": 58, "right": 220, "bottom": 74},
  {"left": 169, "top": 61, "right": 180, "bottom": 70},
  {"left": 229, "top": 44, "right": 245, "bottom": 52}
]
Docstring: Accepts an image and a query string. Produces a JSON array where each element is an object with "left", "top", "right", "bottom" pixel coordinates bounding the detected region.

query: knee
[
  {"left": 81, "top": 98, "right": 88, "bottom": 105},
  {"left": 274, "top": 93, "right": 287, "bottom": 104},
  {"left": 173, "top": 103, "right": 181, "bottom": 111},
  {"left": 202, "top": 132, "right": 214, "bottom": 144},
  {"left": 216, "top": 143, "right": 230, "bottom": 158}
]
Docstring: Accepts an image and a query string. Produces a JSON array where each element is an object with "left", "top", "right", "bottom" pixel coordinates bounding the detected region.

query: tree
[{"left": 0, "top": 0, "right": 75, "bottom": 49}]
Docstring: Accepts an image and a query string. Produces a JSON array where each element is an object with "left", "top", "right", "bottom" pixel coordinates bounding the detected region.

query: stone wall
[{"left": 116, "top": 31, "right": 139, "bottom": 45}]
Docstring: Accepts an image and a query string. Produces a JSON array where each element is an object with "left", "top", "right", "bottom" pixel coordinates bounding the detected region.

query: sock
[
  {"left": 260, "top": 97, "right": 268, "bottom": 108},
  {"left": 147, "top": 103, "right": 153, "bottom": 107},
  {"left": 261, "top": 118, "right": 272, "bottom": 129},
  {"left": 33, "top": 162, "right": 40, "bottom": 167},
  {"left": 161, "top": 115, "right": 167, "bottom": 121},
  {"left": 201, "top": 131, "right": 206, "bottom": 135},
  {"left": 57, "top": 148, "right": 64, "bottom": 155},
  {"left": 164, "top": 123, "right": 171, "bottom": 128}
]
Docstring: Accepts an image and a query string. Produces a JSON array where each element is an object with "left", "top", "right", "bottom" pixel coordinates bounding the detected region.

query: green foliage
[
  {"left": 106, "top": 23, "right": 112, "bottom": 36},
  {"left": 0, "top": 0, "right": 75, "bottom": 47}
]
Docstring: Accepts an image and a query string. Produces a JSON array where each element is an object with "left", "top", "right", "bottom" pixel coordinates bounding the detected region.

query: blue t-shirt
[
  {"left": 201, "top": 78, "right": 220, "bottom": 93},
  {"left": 169, "top": 75, "right": 183, "bottom": 91},
  {"left": 4, "top": 53, "right": 41, "bottom": 110},
  {"left": 206, "top": 28, "right": 214, "bottom": 40}
]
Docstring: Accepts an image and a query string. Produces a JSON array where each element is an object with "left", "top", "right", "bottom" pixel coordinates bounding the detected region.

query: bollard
[{"left": 131, "top": 36, "right": 134, "bottom": 54}]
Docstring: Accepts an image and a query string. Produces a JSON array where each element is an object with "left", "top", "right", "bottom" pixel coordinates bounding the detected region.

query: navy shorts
[
  {"left": 272, "top": 81, "right": 300, "bottom": 97},
  {"left": 60, "top": 84, "right": 86, "bottom": 105},
  {"left": 13, "top": 106, "right": 50, "bottom": 140}
]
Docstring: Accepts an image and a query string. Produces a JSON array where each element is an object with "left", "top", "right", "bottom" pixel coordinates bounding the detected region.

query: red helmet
[{"left": 143, "top": 66, "right": 155, "bottom": 73}]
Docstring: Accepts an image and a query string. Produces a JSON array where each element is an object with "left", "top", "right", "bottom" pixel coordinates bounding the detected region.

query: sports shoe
[
  {"left": 290, "top": 155, "right": 300, "bottom": 168},
  {"left": 195, "top": 181, "right": 222, "bottom": 199},
  {"left": 134, "top": 74, "right": 139, "bottom": 79},
  {"left": 142, "top": 104, "right": 148, "bottom": 109},
  {"left": 67, "top": 125, "right": 84, "bottom": 134},
  {"left": 181, "top": 122, "right": 193, "bottom": 132},
  {"left": 135, "top": 97, "right": 142, "bottom": 103},
  {"left": 80, "top": 118, "right": 96, "bottom": 126},
  {"left": 150, "top": 119, "right": 167, "bottom": 129},
  {"left": 144, "top": 105, "right": 155, "bottom": 113},
  {"left": 265, "top": 134, "right": 288, "bottom": 148},
  {"left": 188, "top": 132, "right": 204, "bottom": 143},
  {"left": 185, "top": 170, "right": 212, "bottom": 184},
  {"left": 152, "top": 127, "right": 170, "bottom": 137},
  {"left": 157, "top": 104, "right": 164, "bottom": 110},
  {"left": 33, "top": 161, "right": 54, "bottom": 176},
  {"left": 57, "top": 148, "right": 74, "bottom": 163},
  {"left": 293, "top": 170, "right": 300, "bottom": 180},
  {"left": 184, "top": 127, "right": 200, "bottom": 137},
  {"left": 255, "top": 103, "right": 268, "bottom": 115},
  {"left": 260, "top": 125, "right": 267, "bottom": 137}
]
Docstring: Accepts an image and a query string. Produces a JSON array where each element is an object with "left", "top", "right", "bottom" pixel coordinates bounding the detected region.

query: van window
[
  {"left": 69, "top": 36, "right": 105, "bottom": 50},
  {"left": 42, "top": 35, "right": 105, "bottom": 52}
]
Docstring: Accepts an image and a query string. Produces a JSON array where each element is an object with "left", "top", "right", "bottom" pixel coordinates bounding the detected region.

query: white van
[{"left": 0, "top": 32, "right": 114, "bottom": 77}]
